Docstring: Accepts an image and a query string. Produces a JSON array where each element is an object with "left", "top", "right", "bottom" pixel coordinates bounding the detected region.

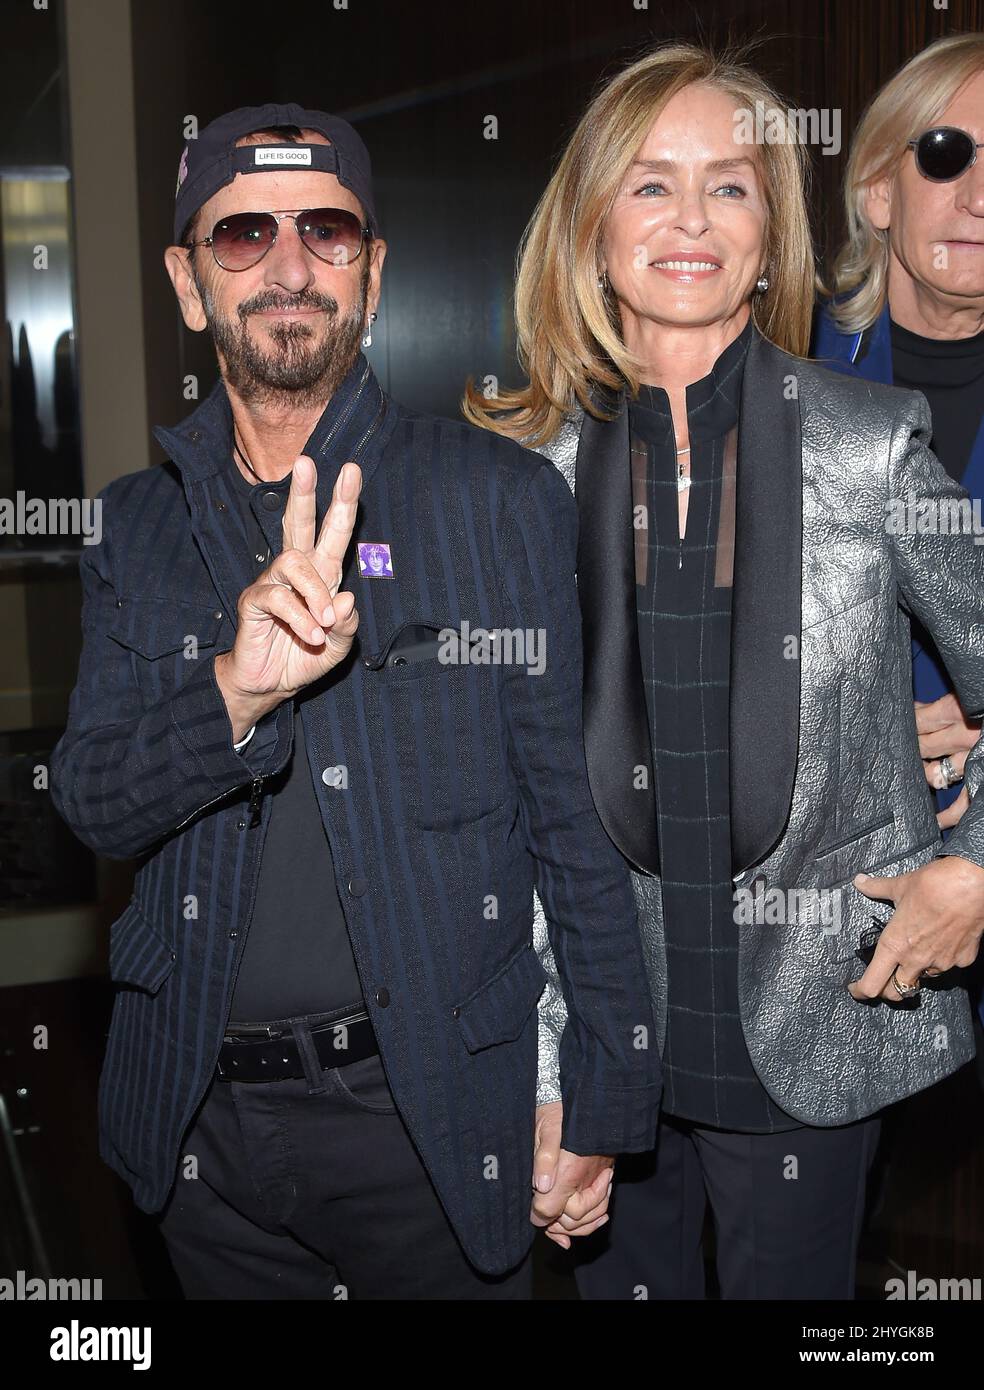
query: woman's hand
[
  {"left": 915, "top": 692, "right": 981, "bottom": 827},
  {"left": 848, "top": 855, "right": 984, "bottom": 1003}
]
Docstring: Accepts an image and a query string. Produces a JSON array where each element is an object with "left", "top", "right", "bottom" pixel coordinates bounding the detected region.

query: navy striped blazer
[{"left": 50, "top": 354, "right": 661, "bottom": 1275}]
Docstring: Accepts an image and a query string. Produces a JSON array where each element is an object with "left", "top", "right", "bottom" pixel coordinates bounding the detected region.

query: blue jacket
[
  {"left": 812, "top": 298, "right": 984, "bottom": 817},
  {"left": 50, "top": 353, "right": 661, "bottom": 1276}
]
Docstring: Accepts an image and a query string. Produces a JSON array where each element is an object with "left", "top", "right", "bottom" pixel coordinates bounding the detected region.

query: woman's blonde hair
[
  {"left": 826, "top": 33, "right": 984, "bottom": 335},
  {"left": 463, "top": 42, "right": 816, "bottom": 446}
]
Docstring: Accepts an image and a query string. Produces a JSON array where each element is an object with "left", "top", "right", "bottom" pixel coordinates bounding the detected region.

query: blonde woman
[
  {"left": 813, "top": 34, "right": 984, "bottom": 839},
  {"left": 466, "top": 44, "right": 984, "bottom": 1299}
]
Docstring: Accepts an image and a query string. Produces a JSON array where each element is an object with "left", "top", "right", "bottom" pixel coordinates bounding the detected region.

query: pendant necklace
[
  {"left": 233, "top": 431, "right": 272, "bottom": 567},
  {"left": 676, "top": 444, "right": 691, "bottom": 493}
]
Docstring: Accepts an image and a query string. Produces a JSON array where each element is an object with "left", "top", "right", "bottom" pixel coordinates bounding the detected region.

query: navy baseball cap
[{"left": 173, "top": 102, "right": 379, "bottom": 246}]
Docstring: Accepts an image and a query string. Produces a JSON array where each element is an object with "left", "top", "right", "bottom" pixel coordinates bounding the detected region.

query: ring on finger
[
  {"left": 940, "top": 755, "right": 963, "bottom": 789},
  {"left": 891, "top": 967, "right": 922, "bottom": 998}
]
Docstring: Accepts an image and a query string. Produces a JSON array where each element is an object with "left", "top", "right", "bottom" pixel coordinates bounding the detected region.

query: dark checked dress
[{"left": 630, "top": 322, "right": 800, "bottom": 1133}]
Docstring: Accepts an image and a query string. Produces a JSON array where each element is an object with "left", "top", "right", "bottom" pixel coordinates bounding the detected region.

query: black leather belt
[{"left": 216, "top": 1009, "right": 378, "bottom": 1082}]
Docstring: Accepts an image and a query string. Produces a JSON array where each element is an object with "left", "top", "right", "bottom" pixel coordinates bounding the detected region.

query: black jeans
[
  {"left": 572, "top": 1110, "right": 882, "bottom": 1300},
  {"left": 156, "top": 1008, "right": 532, "bottom": 1300}
]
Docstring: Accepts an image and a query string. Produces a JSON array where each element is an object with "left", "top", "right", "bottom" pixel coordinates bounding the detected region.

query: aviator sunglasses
[
  {"left": 185, "top": 207, "right": 370, "bottom": 271},
  {"left": 906, "top": 126, "right": 983, "bottom": 183}
]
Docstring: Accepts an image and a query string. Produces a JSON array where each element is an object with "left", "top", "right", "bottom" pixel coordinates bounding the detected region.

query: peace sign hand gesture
[{"left": 215, "top": 456, "right": 362, "bottom": 740}]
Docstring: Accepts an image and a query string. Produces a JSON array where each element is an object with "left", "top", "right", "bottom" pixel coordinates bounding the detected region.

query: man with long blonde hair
[
  {"left": 814, "top": 31, "right": 984, "bottom": 1040},
  {"left": 814, "top": 33, "right": 984, "bottom": 834}
]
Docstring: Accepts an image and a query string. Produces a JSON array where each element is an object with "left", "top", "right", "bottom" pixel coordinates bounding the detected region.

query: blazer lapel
[
  {"left": 575, "top": 392, "right": 660, "bottom": 875},
  {"left": 729, "top": 330, "right": 802, "bottom": 872}
]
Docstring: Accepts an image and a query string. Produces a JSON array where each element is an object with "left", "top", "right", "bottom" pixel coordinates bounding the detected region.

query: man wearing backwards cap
[{"left": 50, "top": 103, "right": 661, "bottom": 1298}]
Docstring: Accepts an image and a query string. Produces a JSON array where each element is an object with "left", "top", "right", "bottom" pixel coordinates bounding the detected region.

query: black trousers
[
  {"left": 155, "top": 1011, "right": 532, "bottom": 1301},
  {"left": 573, "top": 1110, "right": 881, "bottom": 1300}
]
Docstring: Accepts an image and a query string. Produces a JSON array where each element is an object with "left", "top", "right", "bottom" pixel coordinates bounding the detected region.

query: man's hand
[
  {"left": 916, "top": 692, "right": 981, "bottom": 828},
  {"left": 848, "top": 855, "right": 984, "bottom": 1003},
  {"left": 530, "top": 1101, "right": 614, "bottom": 1250},
  {"left": 215, "top": 456, "right": 362, "bottom": 740}
]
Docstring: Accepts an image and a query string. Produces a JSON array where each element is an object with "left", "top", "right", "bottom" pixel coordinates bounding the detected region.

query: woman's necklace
[{"left": 676, "top": 444, "right": 691, "bottom": 493}]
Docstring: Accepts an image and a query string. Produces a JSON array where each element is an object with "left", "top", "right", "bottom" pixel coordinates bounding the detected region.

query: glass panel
[{"left": 0, "top": 13, "right": 91, "bottom": 912}]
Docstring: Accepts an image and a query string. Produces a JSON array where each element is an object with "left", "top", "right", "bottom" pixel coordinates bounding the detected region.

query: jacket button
[
  {"left": 213, "top": 610, "right": 222, "bottom": 621},
  {"left": 375, "top": 987, "right": 390, "bottom": 1008},
  {"left": 451, "top": 1006, "right": 460, "bottom": 1019},
  {"left": 261, "top": 490, "right": 283, "bottom": 511},
  {"left": 228, "top": 930, "right": 238, "bottom": 939},
  {"left": 347, "top": 877, "right": 366, "bottom": 896},
  {"left": 189, "top": 429, "right": 200, "bottom": 442}
]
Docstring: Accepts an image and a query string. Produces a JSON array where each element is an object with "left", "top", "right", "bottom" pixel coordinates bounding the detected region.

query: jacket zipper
[
  {"left": 247, "top": 775, "right": 264, "bottom": 828},
  {"left": 348, "top": 397, "right": 385, "bottom": 464},
  {"left": 174, "top": 784, "right": 236, "bottom": 832},
  {"left": 173, "top": 771, "right": 268, "bottom": 832},
  {"left": 318, "top": 359, "right": 371, "bottom": 457}
]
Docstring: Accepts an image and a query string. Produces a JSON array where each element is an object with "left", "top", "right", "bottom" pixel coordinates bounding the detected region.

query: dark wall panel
[{"left": 129, "top": 0, "right": 984, "bottom": 426}]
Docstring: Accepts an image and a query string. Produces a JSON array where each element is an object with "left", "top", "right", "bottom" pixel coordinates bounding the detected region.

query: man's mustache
[{"left": 237, "top": 292, "right": 340, "bottom": 320}]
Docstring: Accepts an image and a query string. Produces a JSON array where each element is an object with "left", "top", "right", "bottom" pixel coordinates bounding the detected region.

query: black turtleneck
[{"left": 890, "top": 319, "right": 984, "bottom": 485}]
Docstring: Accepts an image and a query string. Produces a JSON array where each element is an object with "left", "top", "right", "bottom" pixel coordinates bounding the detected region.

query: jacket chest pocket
[
  {"left": 361, "top": 619, "right": 510, "bottom": 830},
  {"left": 108, "top": 598, "right": 227, "bottom": 704}
]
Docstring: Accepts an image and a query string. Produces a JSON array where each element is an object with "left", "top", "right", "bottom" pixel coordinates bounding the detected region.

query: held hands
[
  {"left": 215, "top": 457, "right": 362, "bottom": 739},
  {"left": 916, "top": 692, "right": 981, "bottom": 829},
  {"left": 848, "top": 854, "right": 984, "bottom": 1003},
  {"left": 529, "top": 1101, "right": 614, "bottom": 1249}
]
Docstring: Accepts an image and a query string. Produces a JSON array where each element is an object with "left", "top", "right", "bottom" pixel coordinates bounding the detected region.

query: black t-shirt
[
  {"left": 890, "top": 319, "right": 984, "bottom": 485},
  {"left": 225, "top": 457, "right": 365, "bottom": 1024}
]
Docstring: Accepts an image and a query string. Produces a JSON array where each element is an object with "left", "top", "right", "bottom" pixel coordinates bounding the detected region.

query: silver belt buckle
[{"left": 223, "top": 1022, "right": 285, "bottom": 1041}]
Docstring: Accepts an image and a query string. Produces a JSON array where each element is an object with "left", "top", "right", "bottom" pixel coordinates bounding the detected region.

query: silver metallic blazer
[{"left": 534, "top": 327, "right": 983, "bottom": 1126}]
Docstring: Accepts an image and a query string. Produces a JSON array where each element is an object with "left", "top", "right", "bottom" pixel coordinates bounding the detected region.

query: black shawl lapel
[
  {"left": 575, "top": 392, "right": 661, "bottom": 875},
  {"left": 729, "top": 330, "right": 802, "bottom": 872}
]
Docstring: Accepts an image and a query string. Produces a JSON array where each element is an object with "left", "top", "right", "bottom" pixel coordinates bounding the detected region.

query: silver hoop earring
[
  {"left": 362, "top": 310, "right": 378, "bottom": 348},
  {"left": 597, "top": 271, "right": 609, "bottom": 291},
  {"left": 756, "top": 274, "right": 770, "bottom": 293}
]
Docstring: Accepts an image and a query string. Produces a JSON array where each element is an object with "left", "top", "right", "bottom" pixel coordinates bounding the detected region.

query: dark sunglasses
[
  {"left": 185, "top": 207, "right": 370, "bottom": 271},
  {"left": 907, "top": 126, "right": 983, "bottom": 183}
]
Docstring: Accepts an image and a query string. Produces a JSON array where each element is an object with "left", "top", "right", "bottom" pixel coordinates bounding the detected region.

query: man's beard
[{"left": 192, "top": 259, "right": 369, "bottom": 409}]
